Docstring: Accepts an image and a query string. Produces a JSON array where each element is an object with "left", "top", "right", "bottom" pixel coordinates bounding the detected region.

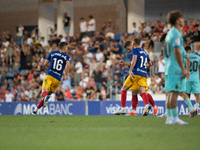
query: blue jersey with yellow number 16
[{"left": 46, "top": 50, "right": 70, "bottom": 81}]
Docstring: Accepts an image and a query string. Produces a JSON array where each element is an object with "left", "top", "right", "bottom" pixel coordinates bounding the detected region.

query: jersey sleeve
[
  {"left": 171, "top": 32, "right": 181, "bottom": 48},
  {"left": 147, "top": 55, "right": 150, "bottom": 62},
  {"left": 131, "top": 49, "right": 138, "bottom": 56},
  {"left": 46, "top": 52, "right": 52, "bottom": 61},
  {"left": 66, "top": 55, "right": 70, "bottom": 61}
]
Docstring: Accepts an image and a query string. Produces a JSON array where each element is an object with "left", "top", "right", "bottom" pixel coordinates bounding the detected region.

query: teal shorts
[
  {"left": 165, "top": 75, "right": 186, "bottom": 93},
  {"left": 185, "top": 80, "right": 200, "bottom": 94}
]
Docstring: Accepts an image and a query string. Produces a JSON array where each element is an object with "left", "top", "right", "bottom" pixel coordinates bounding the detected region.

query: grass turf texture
[{"left": 0, "top": 116, "right": 199, "bottom": 150}]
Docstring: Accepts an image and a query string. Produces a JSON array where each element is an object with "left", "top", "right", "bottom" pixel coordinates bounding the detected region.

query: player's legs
[
  {"left": 157, "top": 93, "right": 168, "bottom": 118},
  {"left": 194, "top": 93, "right": 200, "bottom": 115},
  {"left": 179, "top": 92, "right": 195, "bottom": 117},
  {"left": 114, "top": 76, "right": 133, "bottom": 115},
  {"left": 145, "top": 92, "right": 158, "bottom": 115},
  {"left": 139, "top": 86, "right": 151, "bottom": 116},
  {"left": 125, "top": 90, "right": 138, "bottom": 116},
  {"left": 33, "top": 75, "right": 59, "bottom": 114},
  {"left": 165, "top": 91, "right": 188, "bottom": 125},
  {"left": 136, "top": 77, "right": 151, "bottom": 116},
  {"left": 191, "top": 81, "right": 200, "bottom": 115}
]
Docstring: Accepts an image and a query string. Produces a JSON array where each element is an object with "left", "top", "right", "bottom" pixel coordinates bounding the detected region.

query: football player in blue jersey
[
  {"left": 164, "top": 11, "right": 195, "bottom": 124},
  {"left": 32, "top": 42, "right": 70, "bottom": 114},
  {"left": 114, "top": 40, "right": 158, "bottom": 116},
  {"left": 114, "top": 38, "right": 153, "bottom": 116}
]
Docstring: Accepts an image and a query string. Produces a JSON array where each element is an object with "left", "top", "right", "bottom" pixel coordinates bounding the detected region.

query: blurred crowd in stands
[{"left": 1, "top": 14, "right": 200, "bottom": 102}]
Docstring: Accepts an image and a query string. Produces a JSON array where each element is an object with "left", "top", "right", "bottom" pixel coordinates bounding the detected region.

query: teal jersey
[
  {"left": 164, "top": 28, "right": 187, "bottom": 76},
  {"left": 187, "top": 53, "right": 200, "bottom": 82}
]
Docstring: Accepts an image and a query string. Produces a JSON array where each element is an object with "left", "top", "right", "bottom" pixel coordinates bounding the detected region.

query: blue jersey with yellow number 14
[
  {"left": 131, "top": 48, "right": 150, "bottom": 78},
  {"left": 46, "top": 50, "right": 70, "bottom": 81}
]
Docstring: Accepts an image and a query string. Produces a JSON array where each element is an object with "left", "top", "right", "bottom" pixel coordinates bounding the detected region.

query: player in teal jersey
[
  {"left": 164, "top": 11, "right": 195, "bottom": 125},
  {"left": 184, "top": 46, "right": 200, "bottom": 115},
  {"left": 158, "top": 34, "right": 195, "bottom": 118}
]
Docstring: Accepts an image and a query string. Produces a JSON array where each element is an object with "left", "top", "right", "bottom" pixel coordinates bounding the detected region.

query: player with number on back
[
  {"left": 164, "top": 11, "right": 195, "bottom": 125},
  {"left": 32, "top": 42, "right": 70, "bottom": 114},
  {"left": 184, "top": 46, "right": 200, "bottom": 115},
  {"left": 114, "top": 38, "right": 153, "bottom": 116},
  {"left": 114, "top": 40, "right": 158, "bottom": 116}
]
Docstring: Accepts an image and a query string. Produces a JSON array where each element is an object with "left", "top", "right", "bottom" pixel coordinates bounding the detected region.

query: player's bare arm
[
  {"left": 129, "top": 55, "right": 137, "bottom": 80},
  {"left": 174, "top": 47, "right": 187, "bottom": 78},
  {"left": 44, "top": 59, "right": 50, "bottom": 68},
  {"left": 63, "top": 60, "right": 70, "bottom": 80},
  {"left": 147, "top": 60, "right": 153, "bottom": 68},
  {"left": 119, "top": 60, "right": 131, "bottom": 66},
  {"left": 185, "top": 55, "right": 190, "bottom": 80}
]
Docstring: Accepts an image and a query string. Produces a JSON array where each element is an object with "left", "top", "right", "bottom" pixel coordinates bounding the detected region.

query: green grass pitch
[{"left": 0, "top": 115, "right": 199, "bottom": 150}]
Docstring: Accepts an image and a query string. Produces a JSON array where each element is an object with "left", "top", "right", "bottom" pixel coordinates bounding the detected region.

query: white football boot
[
  {"left": 142, "top": 104, "right": 152, "bottom": 116},
  {"left": 43, "top": 95, "right": 51, "bottom": 107},
  {"left": 114, "top": 108, "right": 126, "bottom": 115}
]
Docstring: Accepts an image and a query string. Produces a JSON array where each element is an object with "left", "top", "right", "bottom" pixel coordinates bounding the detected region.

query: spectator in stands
[
  {"left": 16, "top": 24, "right": 24, "bottom": 37},
  {"left": 59, "top": 35, "right": 67, "bottom": 43},
  {"left": 40, "top": 37, "right": 48, "bottom": 47},
  {"left": 5, "top": 90, "right": 14, "bottom": 102},
  {"left": 85, "top": 83, "right": 93, "bottom": 100},
  {"left": 140, "top": 29, "right": 149, "bottom": 41},
  {"left": 139, "top": 21, "right": 152, "bottom": 33},
  {"left": 160, "top": 73, "right": 165, "bottom": 91},
  {"left": 100, "top": 85, "right": 107, "bottom": 100},
  {"left": 63, "top": 86, "right": 71, "bottom": 101},
  {"left": 79, "top": 18, "right": 87, "bottom": 40},
  {"left": 63, "top": 12, "right": 71, "bottom": 36},
  {"left": 87, "top": 15, "right": 96, "bottom": 38},
  {"left": 192, "top": 24, "right": 200, "bottom": 50},
  {"left": 131, "top": 22, "right": 138, "bottom": 35},
  {"left": 74, "top": 60, "right": 83, "bottom": 86},
  {"left": 194, "top": 45, "right": 200, "bottom": 55},
  {"left": 105, "top": 21, "right": 115, "bottom": 39},
  {"left": 99, "top": 22, "right": 107, "bottom": 36},
  {"left": 157, "top": 54, "right": 165, "bottom": 77},
  {"left": 155, "top": 74, "right": 162, "bottom": 88},
  {"left": 62, "top": 73, "right": 71, "bottom": 90},
  {"left": 55, "top": 86, "right": 64, "bottom": 101},
  {"left": 96, "top": 48, "right": 103, "bottom": 62},
  {"left": 81, "top": 34, "right": 90, "bottom": 50},
  {"left": 154, "top": 86, "right": 163, "bottom": 94},
  {"left": 148, "top": 75, "right": 156, "bottom": 92},
  {"left": 2, "top": 37, "right": 9, "bottom": 48},
  {"left": 30, "top": 93, "right": 37, "bottom": 102},
  {"left": 183, "top": 21, "right": 190, "bottom": 34},
  {"left": 110, "top": 41, "right": 122, "bottom": 54},
  {"left": 0, "top": 62, "right": 8, "bottom": 86},
  {"left": 93, "top": 66, "right": 102, "bottom": 90}
]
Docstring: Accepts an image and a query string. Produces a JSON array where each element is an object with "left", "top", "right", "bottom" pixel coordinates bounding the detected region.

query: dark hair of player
[
  {"left": 160, "top": 33, "right": 167, "bottom": 43},
  {"left": 167, "top": 11, "right": 183, "bottom": 26},
  {"left": 58, "top": 42, "right": 68, "bottom": 50},
  {"left": 133, "top": 38, "right": 141, "bottom": 46},
  {"left": 185, "top": 46, "right": 191, "bottom": 52},
  {"left": 124, "top": 41, "right": 132, "bottom": 49},
  {"left": 89, "top": 15, "right": 93, "bottom": 19}
]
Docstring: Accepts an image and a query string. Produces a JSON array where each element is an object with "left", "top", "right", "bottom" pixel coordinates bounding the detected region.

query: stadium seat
[
  {"left": 114, "top": 33, "right": 120, "bottom": 42},
  {"left": 71, "top": 36, "right": 74, "bottom": 42},
  {"left": 121, "top": 33, "right": 125, "bottom": 36},
  {"left": 8, "top": 79, "right": 12, "bottom": 83},
  {"left": 7, "top": 70, "right": 14, "bottom": 78},
  {"left": 20, "top": 69, "right": 26, "bottom": 74}
]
